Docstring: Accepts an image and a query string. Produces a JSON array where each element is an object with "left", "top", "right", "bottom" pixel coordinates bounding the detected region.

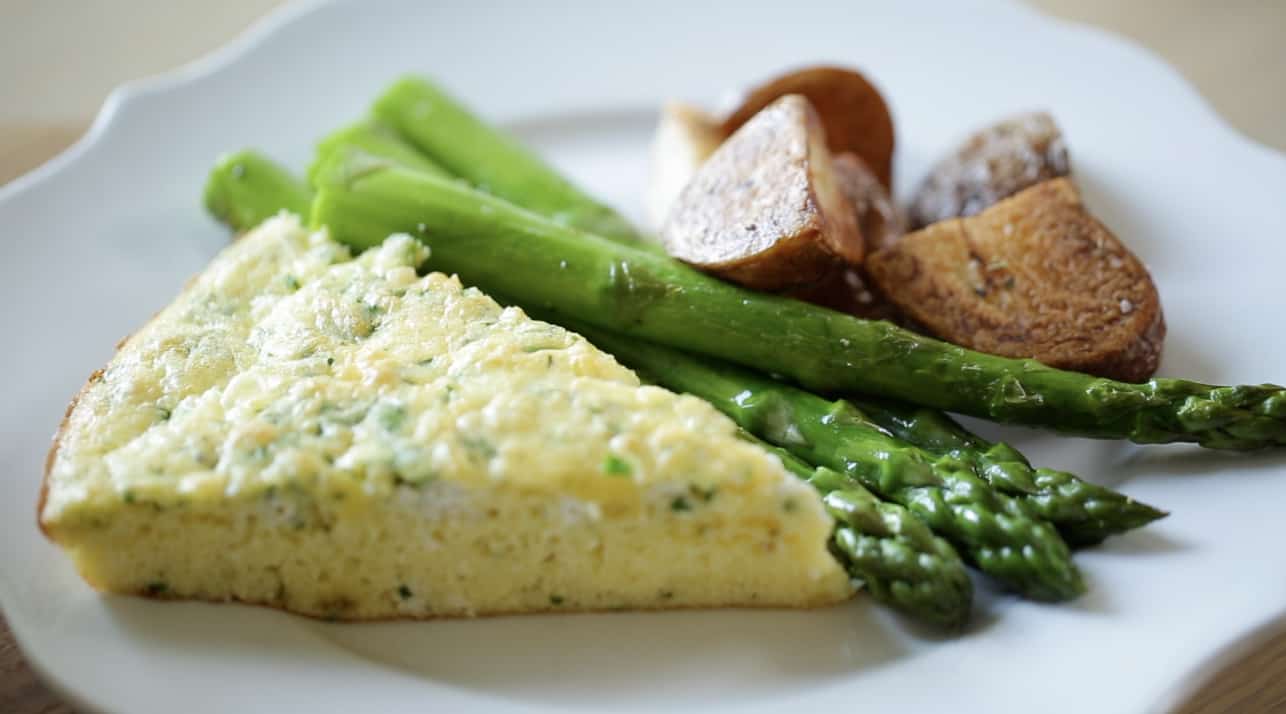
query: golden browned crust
[
  {"left": 721, "top": 66, "right": 896, "bottom": 190},
  {"left": 38, "top": 368, "right": 105, "bottom": 542},
  {"left": 662, "top": 95, "right": 861, "bottom": 291},
  {"left": 39, "top": 261, "right": 213, "bottom": 541},
  {"left": 40, "top": 288, "right": 179, "bottom": 541},
  {"left": 866, "top": 178, "right": 1165, "bottom": 381}
]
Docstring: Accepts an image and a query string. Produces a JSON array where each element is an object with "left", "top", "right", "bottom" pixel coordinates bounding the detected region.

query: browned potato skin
[
  {"left": 832, "top": 152, "right": 903, "bottom": 253},
  {"left": 721, "top": 66, "right": 896, "bottom": 190},
  {"left": 661, "top": 94, "right": 862, "bottom": 292},
  {"left": 866, "top": 178, "right": 1165, "bottom": 382},
  {"left": 909, "top": 111, "right": 1070, "bottom": 229},
  {"left": 783, "top": 153, "right": 903, "bottom": 321}
]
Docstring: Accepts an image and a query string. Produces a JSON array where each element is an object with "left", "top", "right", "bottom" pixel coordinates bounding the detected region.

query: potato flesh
[{"left": 645, "top": 102, "right": 724, "bottom": 230}]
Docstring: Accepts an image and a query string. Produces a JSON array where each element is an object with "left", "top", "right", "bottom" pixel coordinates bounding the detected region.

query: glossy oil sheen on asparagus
[{"left": 309, "top": 152, "right": 1286, "bottom": 451}]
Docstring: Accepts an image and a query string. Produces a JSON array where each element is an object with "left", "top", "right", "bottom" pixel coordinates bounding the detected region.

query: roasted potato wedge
[
  {"left": 661, "top": 95, "right": 862, "bottom": 291},
  {"left": 645, "top": 102, "right": 724, "bottom": 229},
  {"left": 909, "top": 111, "right": 1070, "bottom": 229},
  {"left": 867, "top": 178, "right": 1164, "bottom": 381},
  {"left": 721, "top": 66, "right": 895, "bottom": 189}
]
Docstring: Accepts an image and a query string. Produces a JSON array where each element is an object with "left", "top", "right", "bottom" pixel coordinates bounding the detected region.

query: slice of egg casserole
[{"left": 39, "top": 215, "right": 852, "bottom": 619}]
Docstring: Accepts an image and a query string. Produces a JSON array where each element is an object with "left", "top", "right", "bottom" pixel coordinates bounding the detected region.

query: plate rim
[{"left": 3, "top": 1, "right": 1285, "bottom": 712}]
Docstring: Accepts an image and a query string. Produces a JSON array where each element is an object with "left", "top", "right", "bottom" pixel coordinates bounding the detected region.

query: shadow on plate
[
  {"left": 1089, "top": 526, "right": 1189, "bottom": 557},
  {"left": 1113, "top": 444, "right": 1286, "bottom": 481},
  {"left": 312, "top": 599, "right": 920, "bottom": 710},
  {"left": 102, "top": 594, "right": 944, "bottom": 711}
]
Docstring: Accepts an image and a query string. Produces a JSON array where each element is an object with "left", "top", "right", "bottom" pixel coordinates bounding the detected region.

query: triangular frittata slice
[{"left": 40, "top": 216, "right": 851, "bottom": 619}]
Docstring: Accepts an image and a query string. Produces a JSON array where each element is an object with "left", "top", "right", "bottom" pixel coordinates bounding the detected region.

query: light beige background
[
  {"left": 1, "top": 2, "right": 1285, "bottom": 713},
  {"left": 1, "top": 0, "right": 1284, "bottom": 176}
]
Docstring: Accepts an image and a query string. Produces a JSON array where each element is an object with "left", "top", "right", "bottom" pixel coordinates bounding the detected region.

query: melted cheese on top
[{"left": 43, "top": 215, "right": 825, "bottom": 527}]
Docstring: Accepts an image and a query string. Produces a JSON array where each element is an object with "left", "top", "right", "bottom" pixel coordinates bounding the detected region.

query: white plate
[{"left": 3, "top": 1, "right": 1286, "bottom": 712}]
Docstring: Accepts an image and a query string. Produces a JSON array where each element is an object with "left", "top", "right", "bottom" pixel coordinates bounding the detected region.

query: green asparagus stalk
[
  {"left": 309, "top": 150, "right": 1286, "bottom": 450},
  {"left": 372, "top": 76, "right": 643, "bottom": 244},
  {"left": 749, "top": 437, "right": 973, "bottom": 627},
  {"left": 576, "top": 324, "right": 1082, "bottom": 601},
  {"left": 307, "top": 118, "right": 449, "bottom": 186},
  {"left": 853, "top": 398, "right": 1167, "bottom": 546},
  {"left": 203, "top": 149, "right": 312, "bottom": 231}
]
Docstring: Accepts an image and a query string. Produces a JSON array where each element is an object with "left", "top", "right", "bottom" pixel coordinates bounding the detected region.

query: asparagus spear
[
  {"left": 577, "top": 324, "right": 1083, "bottom": 601},
  {"left": 750, "top": 437, "right": 973, "bottom": 627},
  {"left": 372, "top": 76, "right": 643, "bottom": 244},
  {"left": 203, "top": 149, "right": 312, "bottom": 230},
  {"left": 204, "top": 149, "right": 979, "bottom": 624},
  {"left": 853, "top": 398, "right": 1167, "bottom": 546},
  {"left": 307, "top": 118, "right": 450, "bottom": 186},
  {"left": 309, "top": 151, "right": 1286, "bottom": 450}
]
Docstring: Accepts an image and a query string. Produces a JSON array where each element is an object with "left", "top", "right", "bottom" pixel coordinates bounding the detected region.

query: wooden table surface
[{"left": 2, "top": 2, "right": 1284, "bottom": 712}]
